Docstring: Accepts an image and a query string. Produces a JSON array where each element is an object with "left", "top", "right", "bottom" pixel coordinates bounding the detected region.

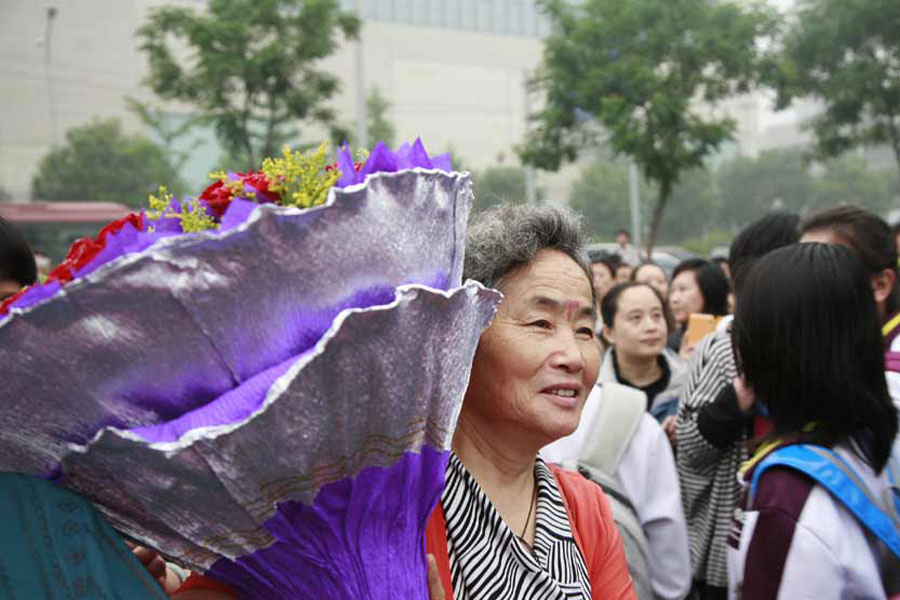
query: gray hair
[{"left": 463, "top": 203, "right": 595, "bottom": 303}]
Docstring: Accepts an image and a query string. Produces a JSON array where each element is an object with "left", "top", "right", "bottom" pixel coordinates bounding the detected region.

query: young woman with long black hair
[{"left": 727, "top": 243, "right": 899, "bottom": 599}]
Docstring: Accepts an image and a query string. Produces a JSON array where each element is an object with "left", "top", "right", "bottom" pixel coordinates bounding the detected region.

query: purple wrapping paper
[
  {"left": 61, "top": 283, "right": 500, "bottom": 599},
  {"left": 0, "top": 169, "right": 473, "bottom": 475},
  {"left": 0, "top": 158, "right": 498, "bottom": 599}
]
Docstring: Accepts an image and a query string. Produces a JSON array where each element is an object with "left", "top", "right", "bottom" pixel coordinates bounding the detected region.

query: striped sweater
[{"left": 675, "top": 325, "right": 744, "bottom": 590}]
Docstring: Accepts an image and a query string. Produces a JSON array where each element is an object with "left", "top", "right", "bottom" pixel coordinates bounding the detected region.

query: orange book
[{"left": 684, "top": 313, "right": 721, "bottom": 347}]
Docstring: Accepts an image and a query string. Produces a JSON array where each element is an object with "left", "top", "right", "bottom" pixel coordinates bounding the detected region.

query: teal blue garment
[{"left": 0, "top": 473, "right": 169, "bottom": 600}]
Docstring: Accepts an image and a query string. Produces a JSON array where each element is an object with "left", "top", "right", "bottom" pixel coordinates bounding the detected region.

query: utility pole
[
  {"left": 628, "top": 160, "right": 641, "bottom": 249},
  {"left": 354, "top": 0, "right": 368, "bottom": 148},
  {"left": 523, "top": 70, "right": 537, "bottom": 205},
  {"left": 43, "top": 6, "right": 60, "bottom": 147}
]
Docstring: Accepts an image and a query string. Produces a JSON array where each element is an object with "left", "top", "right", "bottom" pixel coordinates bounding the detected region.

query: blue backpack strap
[{"left": 749, "top": 444, "right": 900, "bottom": 560}]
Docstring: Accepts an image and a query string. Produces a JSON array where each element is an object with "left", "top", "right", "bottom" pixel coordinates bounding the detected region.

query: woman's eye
[
  {"left": 577, "top": 327, "right": 595, "bottom": 338},
  {"left": 530, "top": 320, "right": 552, "bottom": 329}
]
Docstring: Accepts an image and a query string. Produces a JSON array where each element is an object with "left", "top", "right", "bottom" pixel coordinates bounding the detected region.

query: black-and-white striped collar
[{"left": 441, "top": 452, "right": 592, "bottom": 600}]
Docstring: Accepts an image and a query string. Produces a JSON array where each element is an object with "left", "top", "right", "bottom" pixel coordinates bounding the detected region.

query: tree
[
  {"left": 472, "top": 166, "right": 536, "bottom": 213},
  {"left": 138, "top": 0, "right": 359, "bottom": 170},
  {"left": 340, "top": 86, "right": 397, "bottom": 150},
  {"left": 521, "top": 0, "right": 775, "bottom": 252},
  {"left": 812, "top": 155, "right": 896, "bottom": 215},
  {"left": 365, "top": 87, "right": 396, "bottom": 148},
  {"left": 31, "top": 119, "right": 183, "bottom": 209},
  {"left": 568, "top": 159, "right": 717, "bottom": 242},
  {"left": 774, "top": 0, "right": 900, "bottom": 183},
  {"left": 661, "top": 167, "right": 720, "bottom": 243},
  {"left": 717, "top": 149, "right": 814, "bottom": 228},
  {"left": 126, "top": 97, "right": 200, "bottom": 172},
  {"left": 568, "top": 159, "right": 641, "bottom": 240}
]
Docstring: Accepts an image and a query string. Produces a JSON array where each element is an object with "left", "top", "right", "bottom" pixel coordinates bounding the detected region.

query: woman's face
[
  {"left": 669, "top": 270, "right": 704, "bottom": 325},
  {"left": 591, "top": 262, "right": 614, "bottom": 301},
  {"left": 604, "top": 286, "right": 667, "bottom": 360},
  {"left": 615, "top": 265, "right": 633, "bottom": 283},
  {"left": 634, "top": 264, "right": 669, "bottom": 299},
  {"left": 801, "top": 228, "right": 893, "bottom": 319},
  {"left": 464, "top": 249, "right": 601, "bottom": 447}
]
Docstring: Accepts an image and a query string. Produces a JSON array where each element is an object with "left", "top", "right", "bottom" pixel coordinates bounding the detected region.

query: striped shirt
[
  {"left": 675, "top": 326, "right": 743, "bottom": 589},
  {"left": 442, "top": 453, "right": 592, "bottom": 600}
]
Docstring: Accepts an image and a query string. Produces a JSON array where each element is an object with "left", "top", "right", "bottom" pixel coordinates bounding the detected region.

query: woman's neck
[
  {"left": 616, "top": 349, "right": 663, "bottom": 388},
  {"left": 451, "top": 411, "right": 538, "bottom": 541}
]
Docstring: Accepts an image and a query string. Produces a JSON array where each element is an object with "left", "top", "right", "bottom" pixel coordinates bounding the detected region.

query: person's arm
[
  {"left": 695, "top": 382, "right": 754, "bottom": 449},
  {"left": 616, "top": 417, "right": 691, "bottom": 600},
  {"left": 675, "top": 333, "right": 739, "bottom": 472}
]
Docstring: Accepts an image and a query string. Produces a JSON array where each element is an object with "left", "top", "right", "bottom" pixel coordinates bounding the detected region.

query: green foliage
[
  {"left": 773, "top": 0, "right": 900, "bottom": 175},
  {"left": 811, "top": 155, "right": 896, "bottom": 215},
  {"left": 717, "top": 148, "right": 814, "bottom": 227},
  {"left": 125, "top": 98, "right": 199, "bottom": 172},
  {"left": 472, "top": 165, "right": 538, "bottom": 213},
  {"left": 681, "top": 229, "right": 734, "bottom": 257},
  {"left": 340, "top": 86, "right": 397, "bottom": 149},
  {"left": 523, "top": 0, "right": 775, "bottom": 251},
  {"left": 661, "top": 168, "right": 720, "bottom": 243},
  {"left": 717, "top": 149, "right": 897, "bottom": 225},
  {"left": 568, "top": 159, "right": 646, "bottom": 239},
  {"left": 366, "top": 87, "right": 396, "bottom": 148},
  {"left": 568, "top": 159, "right": 717, "bottom": 242},
  {"left": 138, "top": 0, "right": 359, "bottom": 170},
  {"left": 31, "top": 119, "right": 183, "bottom": 209}
]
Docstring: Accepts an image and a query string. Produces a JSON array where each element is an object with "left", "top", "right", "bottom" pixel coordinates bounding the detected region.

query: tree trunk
[{"left": 645, "top": 181, "right": 670, "bottom": 257}]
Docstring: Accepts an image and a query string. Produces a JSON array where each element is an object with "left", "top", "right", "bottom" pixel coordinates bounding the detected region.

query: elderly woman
[{"left": 425, "top": 204, "right": 634, "bottom": 600}]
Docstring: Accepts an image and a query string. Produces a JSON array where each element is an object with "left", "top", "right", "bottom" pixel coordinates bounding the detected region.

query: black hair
[
  {"left": 801, "top": 205, "right": 899, "bottom": 314},
  {"left": 729, "top": 211, "right": 800, "bottom": 294},
  {"left": 671, "top": 258, "right": 730, "bottom": 316},
  {"left": 0, "top": 217, "right": 37, "bottom": 287},
  {"left": 616, "top": 229, "right": 630, "bottom": 238},
  {"left": 630, "top": 261, "right": 667, "bottom": 283},
  {"left": 601, "top": 281, "right": 670, "bottom": 334},
  {"left": 591, "top": 256, "right": 616, "bottom": 279},
  {"left": 733, "top": 243, "right": 898, "bottom": 472}
]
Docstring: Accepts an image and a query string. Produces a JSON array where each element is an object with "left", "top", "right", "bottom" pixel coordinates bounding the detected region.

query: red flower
[
  {"left": 0, "top": 288, "right": 27, "bottom": 316},
  {"left": 241, "top": 171, "right": 280, "bottom": 204},
  {"left": 199, "top": 180, "right": 234, "bottom": 218},
  {"left": 46, "top": 213, "right": 144, "bottom": 286}
]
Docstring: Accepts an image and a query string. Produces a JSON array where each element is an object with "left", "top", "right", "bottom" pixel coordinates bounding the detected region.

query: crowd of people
[{"left": 1, "top": 199, "right": 900, "bottom": 600}]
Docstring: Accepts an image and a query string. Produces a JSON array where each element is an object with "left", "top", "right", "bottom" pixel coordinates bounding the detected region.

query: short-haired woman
[
  {"left": 631, "top": 262, "right": 669, "bottom": 300},
  {"left": 666, "top": 259, "right": 730, "bottom": 353},
  {"left": 425, "top": 204, "right": 635, "bottom": 599},
  {"left": 728, "top": 243, "right": 900, "bottom": 599},
  {"left": 544, "top": 281, "right": 690, "bottom": 600}
]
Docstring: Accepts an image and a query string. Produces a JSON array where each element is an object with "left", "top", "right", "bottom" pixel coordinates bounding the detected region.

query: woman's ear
[
  {"left": 872, "top": 268, "right": 896, "bottom": 309},
  {"left": 602, "top": 324, "right": 616, "bottom": 346}
]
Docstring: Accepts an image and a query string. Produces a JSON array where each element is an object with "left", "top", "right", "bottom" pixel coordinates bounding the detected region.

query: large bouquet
[{"left": 0, "top": 141, "right": 500, "bottom": 598}]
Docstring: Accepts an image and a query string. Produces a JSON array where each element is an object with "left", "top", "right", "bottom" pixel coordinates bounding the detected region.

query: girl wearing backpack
[{"left": 727, "top": 243, "right": 900, "bottom": 599}]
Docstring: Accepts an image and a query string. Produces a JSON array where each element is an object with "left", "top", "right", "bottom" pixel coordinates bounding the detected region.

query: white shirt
[{"left": 542, "top": 385, "right": 692, "bottom": 600}]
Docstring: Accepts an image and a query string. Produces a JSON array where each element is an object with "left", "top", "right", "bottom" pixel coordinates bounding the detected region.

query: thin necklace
[{"left": 517, "top": 478, "right": 537, "bottom": 552}]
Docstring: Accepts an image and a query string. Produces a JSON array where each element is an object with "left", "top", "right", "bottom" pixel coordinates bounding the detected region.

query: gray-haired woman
[{"left": 424, "top": 204, "right": 635, "bottom": 600}]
